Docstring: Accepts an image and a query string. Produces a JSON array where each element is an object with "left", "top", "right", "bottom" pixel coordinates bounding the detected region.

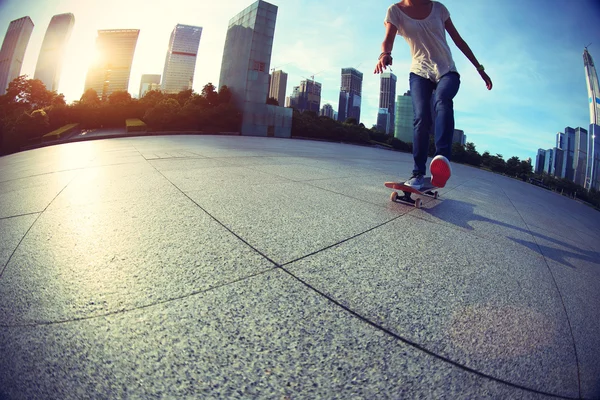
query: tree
[
  {"left": 505, "top": 156, "right": 520, "bottom": 177},
  {"left": 143, "top": 98, "right": 181, "bottom": 130},
  {"left": 176, "top": 89, "right": 193, "bottom": 107},
  {"left": 201, "top": 83, "right": 219, "bottom": 107},
  {"left": 489, "top": 154, "right": 506, "bottom": 173},
  {"left": 5, "top": 75, "right": 56, "bottom": 110},
  {"left": 80, "top": 88, "right": 101, "bottom": 106},
  {"left": 108, "top": 90, "right": 132, "bottom": 106},
  {"left": 266, "top": 97, "right": 279, "bottom": 106},
  {"left": 481, "top": 151, "right": 492, "bottom": 168},
  {"left": 344, "top": 117, "right": 358, "bottom": 125}
]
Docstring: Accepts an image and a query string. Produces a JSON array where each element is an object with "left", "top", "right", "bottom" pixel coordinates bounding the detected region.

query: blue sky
[{"left": 0, "top": 0, "right": 599, "bottom": 161}]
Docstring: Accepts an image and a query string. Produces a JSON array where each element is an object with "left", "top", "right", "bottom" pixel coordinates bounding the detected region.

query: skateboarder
[{"left": 374, "top": 0, "right": 492, "bottom": 189}]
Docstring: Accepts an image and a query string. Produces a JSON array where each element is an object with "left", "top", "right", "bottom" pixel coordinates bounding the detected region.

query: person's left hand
[{"left": 480, "top": 70, "right": 493, "bottom": 90}]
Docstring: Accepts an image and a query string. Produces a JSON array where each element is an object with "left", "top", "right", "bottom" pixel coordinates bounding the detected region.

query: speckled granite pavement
[{"left": 1, "top": 135, "right": 598, "bottom": 399}]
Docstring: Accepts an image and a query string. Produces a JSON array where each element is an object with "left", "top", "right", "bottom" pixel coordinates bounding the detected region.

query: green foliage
[{"left": 126, "top": 118, "right": 147, "bottom": 132}]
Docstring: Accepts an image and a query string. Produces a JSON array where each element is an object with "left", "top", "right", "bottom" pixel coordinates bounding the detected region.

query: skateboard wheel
[
  {"left": 391, "top": 192, "right": 398, "bottom": 201},
  {"left": 415, "top": 198, "right": 422, "bottom": 209},
  {"left": 434, "top": 191, "right": 438, "bottom": 199}
]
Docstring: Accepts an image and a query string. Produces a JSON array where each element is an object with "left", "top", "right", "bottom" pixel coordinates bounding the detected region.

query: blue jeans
[{"left": 409, "top": 71, "right": 460, "bottom": 175}]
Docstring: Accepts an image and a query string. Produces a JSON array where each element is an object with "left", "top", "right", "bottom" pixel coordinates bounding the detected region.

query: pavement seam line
[
  {"left": 277, "top": 266, "right": 580, "bottom": 400},
  {"left": 0, "top": 171, "right": 82, "bottom": 280},
  {"left": 131, "top": 152, "right": 581, "bottom": 398},
  {"left": 500, "top": 186, "right": 583, "bottom": 398},
  {"left": 0, "top": 267, "right": 279, "bottom": 328},
  {"left": 0, "top": 211, "right": 41, "bottom": 221}
]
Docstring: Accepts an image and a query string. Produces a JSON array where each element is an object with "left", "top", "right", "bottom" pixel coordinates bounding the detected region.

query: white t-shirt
[{"left": 384, "top": 1, "right": 457, "bottom": 82}]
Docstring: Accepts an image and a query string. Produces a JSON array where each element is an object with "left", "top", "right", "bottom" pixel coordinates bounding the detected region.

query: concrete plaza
[{"left": 0, "top": 135, "right": 598, "bottom": 399}]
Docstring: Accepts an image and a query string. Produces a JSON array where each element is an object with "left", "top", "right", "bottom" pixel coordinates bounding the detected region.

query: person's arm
[
  {"left": 445, "top": 17, "right": 493, "bottom": 90},
  {"left": 374, "top": 22, "right": 398, "bottom": 74}
]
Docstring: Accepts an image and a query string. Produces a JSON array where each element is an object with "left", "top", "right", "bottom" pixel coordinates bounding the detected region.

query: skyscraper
[
  {"left": 377, "top": 72, "right": 396, "bottom": 134},
  {"left": 0, "top": 17, "right": 34, "bottom": 95},
  {"left": 453, "top": 129, "right": 465, "bottom": 146},
  {"left": 161, "top": 24, "right": 202, "bottom": 94},
  {"left": 554, "top": 131, "right": 566, "bottom": 179},
  {"left": 320, "top": 103, "right": 334, "bottom": 118},
  {"left": 535, "top": 149, "right": 546, "bottom": 175},
  {"left": 269, "top": 69, "right": 287, "bottom": 106},
  {"left": 337, "top": 68, "right": 363, "bottom": 123},
  {"left": 583, "top": 47, "right": 600, "bottom": 189},
  {"left": 296, "top": 79, "right": 321, "bottom": 113},
  {"left": 139, "top": 74, "right": 161, "bottom": 98},
  {"left": 564, "top": 126, "right": 576, "bottom": 181},
  {"left": 573, "top": 127, "right": 588, "bottom": 186},
  {"left": 33, "top": 13, "right": 75, "bottom": 93},
  {"left": 85, "top": 29, "right": 139, "bottom": 101},
  {"left": 395, "top": 90, "right": 413, "bottom": 143},
  {"left": 219, "top": 0, "right": 292, "bottom": 137}
]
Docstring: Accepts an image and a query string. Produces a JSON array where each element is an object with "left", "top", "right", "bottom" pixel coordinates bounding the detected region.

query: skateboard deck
[{"left": 385, "top": 177, "right": 439, "bottom": 208}]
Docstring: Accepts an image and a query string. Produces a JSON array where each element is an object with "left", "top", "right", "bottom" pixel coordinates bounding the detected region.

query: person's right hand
[{"left": 374, "top": 55, "right": 392, "bottom": 74}]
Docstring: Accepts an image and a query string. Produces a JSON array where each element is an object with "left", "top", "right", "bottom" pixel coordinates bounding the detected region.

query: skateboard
[{"left": 385, "top": 177, "right": 439, "bottom": 208}]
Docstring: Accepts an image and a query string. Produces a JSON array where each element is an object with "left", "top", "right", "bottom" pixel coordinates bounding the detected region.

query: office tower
[
  {"left": 85, "top": 29, "right": 139, "bottom": 101},
  {"left": 320, "top": 103, "right": 333, "bottom": 118},
  {"left": 296, "top": 79, "right": 321, "bottom": 113},
  {"left": 33, "top": 13, "right": 75, "bottom": 92},
  {"left": 395, "top": 90, "right": 413, "bottom": 143},
  {"left": 337, "top": 67, "right": 363, "bottom": 123},
  {"left": 377, "top": 72, "right": 396, "bottom": 134},
  {"left": 219, "top": 0, "right": 291, "bottom": 137},
  {"left": 161, "top": 24, "right": 202, "bottom": 94},
  {"left": 553, "top": 132, "right": 566, "bottom": 179},
  {"left": 269, "top": 69, "right": 287, "bottom": 106},
  {"left": 544, "top": 148, "right": 555, "bottom": 175},
  {"left": 573, "top": 127, "right": 588, "bottom": 186},
  {"left": 0, "top": 17, "right": 34, "bottom": 95},
  {"left": 535, "top": 149, "right": 546, "bottom": 175},
  {"left": 588, "top": 125, "right": 600, "bottom": 189},
  {"left": 139, "top": 74, "right": 161, "bottom": 98},
  {"left": 563, "top": 126, "right": 576, "bottom": 181},
  {"left": 453, "top": 129, "right": 465, "bottom": 145}
]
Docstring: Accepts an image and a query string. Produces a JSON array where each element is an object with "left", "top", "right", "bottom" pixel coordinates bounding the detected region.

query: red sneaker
[{"left": 430, "top": 155, "right": 451, "bottom": 188}]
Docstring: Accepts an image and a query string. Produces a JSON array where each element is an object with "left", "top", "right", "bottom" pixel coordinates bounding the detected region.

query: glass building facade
[
  {"left": 395, "top": 90, "right": 413, "bottom": 143},
  {"left": 583, "top": 48, "right": 600, "bottom": 189},
  {"left": 139, "top": 74, "right": 161, "bottom": 98},
  {"left": 0, "top": 16, "right": 34, "bottom": 95},
  {"left": 219, "top": 0, "right": 291, "bottom": 137},
  {"left": 296, "top": 79, "right": 321, "bottom": 113},
  {"left": 161, "top": 24, "right": 202, "bottom": 94},
  {"left": 34, "top": 13, "right": 75, "bottom": 93},
  {"left": 268, "top": 69, "right": 287, "bottom": 106},
  {"left": 574, "top": 127, "right": 588, "bottom": 186},
  {"left": 337, "top": 68, "right": 363, "bottom": 123},
  {"left": 377, "top": 72, "right": 396, "bottom": 134},
  {"left": 85, "top": 29, "right": 139, "bottom": 101}
]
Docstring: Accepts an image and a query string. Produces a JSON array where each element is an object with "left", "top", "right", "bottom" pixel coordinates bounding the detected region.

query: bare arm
[
  {"left": 374, "top": 22, "right": 398, "bottom": 74},
  {"left": 445, "top": 17, "right": 492, "bottom": 90}
]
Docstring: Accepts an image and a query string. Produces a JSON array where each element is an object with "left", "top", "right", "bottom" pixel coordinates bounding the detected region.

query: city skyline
[{"left": 0, "top": 0, "right": 599, "bottom": 161}]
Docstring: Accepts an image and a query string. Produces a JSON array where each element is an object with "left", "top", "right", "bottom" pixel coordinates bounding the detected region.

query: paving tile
[
  {"left": 47, "top": 163, "right": 181, "bottom": 210},
  {"left": 0, "top": 195, "right": 273, "bottom": 325},
  {"left": 186, "top": 182, "right": 400, "bottom": 265},
  {"left": 0, "top": 214, "right": 39, "bottom": 271},
  {"left": 0, "top": 171, "right": 77, "bottom": 218},
  {"left": 286, "top": 214, "right": 579, "bottom": 397},
  {"left": 0, "top": 270, "right": 548, "bottom": 400},
  {"left": 546, "top": 259, "right": 600, "bottom": 399}
]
